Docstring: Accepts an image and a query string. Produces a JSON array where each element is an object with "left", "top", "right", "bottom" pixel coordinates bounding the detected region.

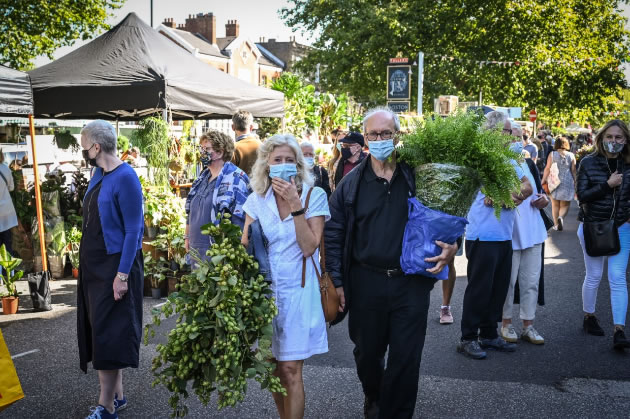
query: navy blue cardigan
[{"left": 85, "top": 163, "right": 144, "bottom": 274}]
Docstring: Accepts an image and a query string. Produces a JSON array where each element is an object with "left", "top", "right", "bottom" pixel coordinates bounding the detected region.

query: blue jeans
[{"left": 577, "top": 222, "right": 630, "bottom": 326}]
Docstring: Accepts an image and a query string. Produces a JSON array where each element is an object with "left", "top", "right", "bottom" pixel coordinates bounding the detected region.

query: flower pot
[
  {"left": 151, "top": 287, "right": 161, "bottom": 299},
  {"left": 146, "top": 226, "right": 158, "bottom": 239},
  {"left": 49, "top": 255, "right": 67, "bottom": 279},
  {"left": 2, "top": 296, "right": 19, "bottom": 315},
  {"left": 72, "top": 267, "right": 79, "bottom": 278}
]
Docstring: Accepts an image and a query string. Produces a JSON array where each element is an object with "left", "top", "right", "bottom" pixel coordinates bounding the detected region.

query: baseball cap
[{"left": 339, "top": 132, "right": 365, "bottom": 147}]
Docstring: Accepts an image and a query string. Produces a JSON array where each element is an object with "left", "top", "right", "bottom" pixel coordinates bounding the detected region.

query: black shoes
[
  {"left": 583, "top": 315, "right": 605, "bottom": 336},
  {"left": 613, "top": 329, "right": 630, "bottom": 350},
  {"left": 479, "top": 337, "right": 517, "bottom": 352},
  {"left": 363, "top": 397, "right": 379, "bottom": 419},
  {"left": 457, "top": 340, "right": 487, "bottom": 359}
]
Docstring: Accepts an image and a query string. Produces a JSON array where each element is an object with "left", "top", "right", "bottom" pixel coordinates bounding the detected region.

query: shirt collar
[
  {"left": 236, "top": 134, "right": 253, "bottom": 142},
  {"left": 364, "top": 157, "right": 400, "bottom": 183}
]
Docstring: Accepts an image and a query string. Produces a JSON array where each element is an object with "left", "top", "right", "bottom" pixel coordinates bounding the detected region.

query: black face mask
[
  {"left": 82, "top": 144, "right": 98, "bottom": 167},
  {"left": 341, "top": 147, "right": 354, "bottom": 160}
]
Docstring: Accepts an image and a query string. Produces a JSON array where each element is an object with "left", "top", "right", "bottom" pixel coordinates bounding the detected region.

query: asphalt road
[{"left": 2, "top": 205, "right": 630, "bottom": 418}]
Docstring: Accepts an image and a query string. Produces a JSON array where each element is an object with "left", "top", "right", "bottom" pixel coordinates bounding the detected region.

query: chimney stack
[
  {"left": 184, "top": 12, "right": 216, "bottom": 44},
  {"left": 225, "top": 19, "right": 239, "bottom": 37},
  {"left": 162, "top": 18, "right": 176, "bottom": 28}
]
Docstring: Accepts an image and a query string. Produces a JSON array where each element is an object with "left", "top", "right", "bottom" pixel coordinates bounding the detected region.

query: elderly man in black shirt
[{"left": 325, "top": 107, "right": 458, "bottom": 419}]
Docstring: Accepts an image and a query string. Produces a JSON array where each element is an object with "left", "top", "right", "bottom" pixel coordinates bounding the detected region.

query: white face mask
[{"left": 304, "top": 157, "right": 315, "bottom": 168}]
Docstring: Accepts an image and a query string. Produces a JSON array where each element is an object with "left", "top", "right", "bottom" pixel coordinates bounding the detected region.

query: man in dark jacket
[
  {"left": 324, "top": 107, "right": 458, "bottom": 419},
  {"left": 334, "top": 131, "right": 367, "bottom": 187}
]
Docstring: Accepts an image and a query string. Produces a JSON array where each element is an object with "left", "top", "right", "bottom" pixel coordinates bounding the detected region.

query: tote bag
[{"left": 0, "top": 329, "right": 25, "bottom": 412}]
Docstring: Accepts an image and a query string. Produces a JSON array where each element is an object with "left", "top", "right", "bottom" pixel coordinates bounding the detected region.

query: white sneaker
[
  {"left": 500, "top": 324, "right": 518, "bottom": 343},
  {"left": 521, "top": 325, "right": 545, "bottom": 344}
]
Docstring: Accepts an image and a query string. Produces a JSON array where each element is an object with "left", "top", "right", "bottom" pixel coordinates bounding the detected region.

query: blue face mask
[
  {"left": 269, "top": 163, "right": 297, "bottom": 182},
  {"left": 336, "top": 143, "right": 342, "bottom": 152},
  {"left": 304, "top": 157, "right": 315, "bottom": 168},
  {"left": 368, "top": 139, "right": 395, "bottom": 161},
  {"left": 509, "top": 141, "right": 524, "bottom": 155}
]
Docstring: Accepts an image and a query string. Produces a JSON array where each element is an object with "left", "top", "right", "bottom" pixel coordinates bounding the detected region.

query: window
[
  {"left": 262, "top": 75, "right": 268, "bottom": 86},
  {"left": 241, "top": 49, "right": 249, "bottom": 63}
]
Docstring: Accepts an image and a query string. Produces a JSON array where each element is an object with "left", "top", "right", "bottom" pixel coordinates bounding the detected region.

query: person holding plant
[
  {"left": 77, "top": 120, "right": 144, "bottom": 419},
  {"left": 185, "top": 129, "right": 250, "bottom": 266},
  {"left": 458, "top": 112, "right": 533, "bottom": 360},
  {"left": 500, "top": 123, "right": 549, "bottom": 345},
  {"left": 241, "top": 134, "right": 330, "bottom": 419},
  {"left": 541, "top": 137, "right": 577, "bottom": 231},
  {"left": 325, "top": 107, "right": 458, "bottom": 418},
  {"left": 300, "top": 141, "right": 331, "bottom": 198},
  {"left": 576, "top": 119, "right": 630, "bottom": 350}
]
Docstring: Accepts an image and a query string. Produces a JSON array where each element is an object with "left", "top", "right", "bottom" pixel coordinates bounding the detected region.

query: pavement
[{"left": 1, "top": 205, "right": 630, "bottom": 418}]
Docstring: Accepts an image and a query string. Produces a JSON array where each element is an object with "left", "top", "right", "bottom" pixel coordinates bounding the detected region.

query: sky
[{"left": 33, "top": 0, "right": 313, "bottom": 67}]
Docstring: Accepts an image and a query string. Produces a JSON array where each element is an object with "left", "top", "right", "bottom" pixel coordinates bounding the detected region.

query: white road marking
[{"left": 11, "top": 349, "right": 40, "bottom": 359}]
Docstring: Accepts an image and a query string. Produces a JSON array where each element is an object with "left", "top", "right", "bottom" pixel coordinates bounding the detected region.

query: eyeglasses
[
  {"left": 366, "top": 131, "right": 395, "bottom": 141},
  {"left": 604, "top": 134, "right": 626, "bottom": 143},
  {"left": 198, "top": 146, "right": 213, "bottom": 154}
]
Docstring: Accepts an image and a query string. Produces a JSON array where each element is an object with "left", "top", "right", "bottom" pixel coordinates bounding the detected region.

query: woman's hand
[
  {"left": 530, "top": 193, "right": 549, "bottom": 209},
  {"left": 607, "top": 170, "right": 623, "bottom": 188},
  {"left": 113, "top": 274, "right": 128, "bottom": 301},
  {"left": 271, "top": 177, "right": 301, "bottom": 210}
]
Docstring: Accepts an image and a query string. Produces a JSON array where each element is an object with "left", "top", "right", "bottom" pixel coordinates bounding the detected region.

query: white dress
[{"left": 242, "top": 184, "right": 330, "bottom": 361}]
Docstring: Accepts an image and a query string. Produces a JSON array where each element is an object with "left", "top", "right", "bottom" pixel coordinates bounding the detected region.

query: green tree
[
  {"left": 0, "top": 0, "right": 124, "bottom": 70},
  {"left": 283, "top": 0, "right": 630, "bottom": 123}
]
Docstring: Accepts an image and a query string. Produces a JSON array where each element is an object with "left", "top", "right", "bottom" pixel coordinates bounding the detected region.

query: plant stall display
[
  {"left": 133, "top": 116, "right": 171, "bottom": 186},
  {"left": 0, "top": 244, "right": 24, "bottom": 315},
  {"left": 52, "top": 130, "right": 80, "bottom": 152},
  {"left": 47, "top": 222, "right": 68, "bottom": 278},
  {"left": 145, "top": 215, "right": 284, "bottom": 417},
  {"left": 397, "top": 111, "right": 522, "bottom": 278},
  {"left": 67, "top": 226, "right": 82, "bottom": 278}
]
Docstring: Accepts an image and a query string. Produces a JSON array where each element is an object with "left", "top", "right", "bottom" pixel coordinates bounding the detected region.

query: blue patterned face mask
[
  {"left": 368, "top": 139, "right": 395, "bottom": 161},
  {"left": 269, "top": 163, "right": 297, "bottom": 182},
  {"left": 605, "top": 141, "right": 625, "bottom": 154},
  {"left": 509, "top": 141, "right": 524, "bottom": 154},
  {"left": 304, "top": 157, "right": 315, "bottom": 168}
]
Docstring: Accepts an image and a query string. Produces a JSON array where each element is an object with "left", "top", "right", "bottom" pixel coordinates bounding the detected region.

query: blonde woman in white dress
[{"left": 242, "top": 134, "right": 330, "bottom": 419}]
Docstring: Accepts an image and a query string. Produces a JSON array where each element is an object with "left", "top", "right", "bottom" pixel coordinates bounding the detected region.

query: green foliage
[
  {"left": 68, "top": 242, "right": 80, "bottom": 269},
  {"left": 255, "top": 118, "right": 282, "bottom": 140},
  {"left": 117, "top": 134, "right": 130, "bottom": 153},
  {"left": 283, "top": 0, "right": 630, "bottom": 123},
  {"left": 48, "top": 222, "right": 67, "bottom": 256},
  {"left": 133, "top": 117, "right": 171, "bottom": 186},
  {"left": 399, "top": 112, "right": 522, "bottom": 217},
  {"left": 0, "top": 244, "right": 23, "bottom": 297},
  {"left": 53, "top": 130, "right": 80, "bottom": 152},
  {"left": 0, "top": 0, "right": 124, "bottom": 70},
  {"left": 145, "top": 215, "right": 284, "bottom": 416},
  {"left": 144, "top": 253, "right": 170, "bottom": 289}
]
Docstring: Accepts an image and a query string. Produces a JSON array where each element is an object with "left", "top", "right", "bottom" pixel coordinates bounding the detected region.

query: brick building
[
  {"left": 158, "top": 13, "right": 283, "bottom": 86},
  {"left": 257, "top": 37, "right": 312, "bottom": 73}
]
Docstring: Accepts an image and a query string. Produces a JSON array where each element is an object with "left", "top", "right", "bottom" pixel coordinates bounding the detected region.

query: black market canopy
[
  {"left": 28, "top": 13, "right": 284, "bottom": 120},
  {"left": 0, "top": 65, "right": 34, "bottom": 116}
]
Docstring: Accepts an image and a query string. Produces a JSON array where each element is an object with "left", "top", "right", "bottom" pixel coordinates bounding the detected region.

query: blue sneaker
[
  {"left": 114, "top": 393, "right": 127, "bottom": 412},
  {"left": 85, "top": 405, "right": 118, "bottom": 419}
]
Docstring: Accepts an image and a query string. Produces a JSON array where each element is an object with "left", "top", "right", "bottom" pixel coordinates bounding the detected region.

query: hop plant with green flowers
[{"left": 145, "top": 214, "right": 284, "bottom": 417}]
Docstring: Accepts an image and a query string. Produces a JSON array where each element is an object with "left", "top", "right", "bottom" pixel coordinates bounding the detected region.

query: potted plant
[
  {"left": 144, "top": 252, "right": 168, "bottom": 299},
  {"left": 48, "top": 223, "right": 67, "bottom": 278},
  {"left": 66, "top": 226, "right": 82, "bottom": 278},
  {"left": 0, "top": 244, "right": 24, "bottom": 315}
]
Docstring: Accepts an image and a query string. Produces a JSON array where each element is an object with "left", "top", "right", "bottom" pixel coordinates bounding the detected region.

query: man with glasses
[
  {"left": 325, "top": 107, "right": 458, "bottom": 418},
  {"left": 333, "top": 131, "right": 367, "bottom": 188}
]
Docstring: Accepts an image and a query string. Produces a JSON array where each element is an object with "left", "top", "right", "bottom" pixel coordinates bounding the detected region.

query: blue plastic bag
[{"left": 400, "top": 198, "right": 468, "bottom": 280}]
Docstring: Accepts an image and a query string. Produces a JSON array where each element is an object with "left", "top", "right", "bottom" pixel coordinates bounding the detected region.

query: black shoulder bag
[{"left": 582, "top": 171, "right": 621, "bottom": 257}]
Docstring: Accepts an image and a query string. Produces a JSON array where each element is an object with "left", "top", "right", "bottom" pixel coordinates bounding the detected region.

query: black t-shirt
[{"left": 352, "top": 159, "right": 410, "bottom": 268}]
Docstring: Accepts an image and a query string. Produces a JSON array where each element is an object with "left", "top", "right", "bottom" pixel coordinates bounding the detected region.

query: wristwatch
[
  {"left": 116, "top": 273, "right": 128, "bottom": 283},
  {"left": 291, "top": 208, "right": 306, "bottom": 217}
]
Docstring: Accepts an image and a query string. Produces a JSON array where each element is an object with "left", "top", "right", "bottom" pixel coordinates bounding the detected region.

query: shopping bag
[
  {"left": 400, "top": 198, "right": 468, "bottom": 280},
  {"left": 548, "top": 161, "right": 561, "bottom": 192},
  {"left": 27, "top": 270, "right": 52, "bottom": 311},
  {"left": 0, "top": 329, "right": 25, "bottom": 411}
]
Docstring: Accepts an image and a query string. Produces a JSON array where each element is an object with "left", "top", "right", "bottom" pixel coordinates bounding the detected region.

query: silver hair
[
  {"left": 300, "top": 140, "right": 314, "bottom": 152},
  {"left": 81, "top": 120, "right": 117, "bottom": 154},
  {"left": 363, "top": 106, "right": 401, "bottom": 132},
  {"left": 250, "top": 133, "right": 314, "bottom": 196},
  {"left": 483, "top": 111, "right": 508, "bottom": 131},
  {"left": 510, "top": 121, "right": 523, "bottom": 136}
]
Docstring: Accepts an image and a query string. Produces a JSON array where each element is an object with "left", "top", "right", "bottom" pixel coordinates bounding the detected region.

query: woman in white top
[
  {"left": 501, "top": 141, "right": 549, "bottom": 345},
  {"left": 241, "top": 134, "right": 330, "bottom": 419},
  {"left": 0, "top": 152, "right": 17, "bottom": 256}
]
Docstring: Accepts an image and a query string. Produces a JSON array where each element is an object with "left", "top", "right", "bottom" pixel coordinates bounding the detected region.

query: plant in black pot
[
  {"left": 0, "top": 244, "right": 24, "bottom": 315},
  {"left": 144, "top": 252, "right": 168, "bottom": 299}
]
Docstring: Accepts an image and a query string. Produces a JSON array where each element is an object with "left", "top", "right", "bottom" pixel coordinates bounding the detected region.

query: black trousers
[
  {"left": 461, "top": 239, "right": 513, "bottom": 341},
  {"left": 348, "top": 264, "right": 436, "bottom": 419}
]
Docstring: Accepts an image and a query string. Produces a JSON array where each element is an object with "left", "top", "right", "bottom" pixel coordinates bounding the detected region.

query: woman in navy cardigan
[{"left": 77, "top": 120, "right": 144, "bottom": 419}]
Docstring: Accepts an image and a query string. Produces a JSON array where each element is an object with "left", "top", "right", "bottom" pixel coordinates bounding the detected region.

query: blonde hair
[{"left": 250, "top": 134, "right": 313, "bottom": 195}]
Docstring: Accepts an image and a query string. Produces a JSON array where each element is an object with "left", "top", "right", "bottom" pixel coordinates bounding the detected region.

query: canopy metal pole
[{"left": 28, "top": 115, "right": 48, "bottom": 271}]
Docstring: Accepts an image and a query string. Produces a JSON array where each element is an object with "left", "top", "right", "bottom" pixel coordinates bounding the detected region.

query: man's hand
[
  {"left": 530, "top": 193, "right": 549, "bottom": 209},
  {"left": 113, "top": 274, "right": 128, "bottom": 301},
  {"left": 425, "top": 241, "right": 458, "bottom": 274},
  {"left": 483, "top": 197, "right": 493, "bottom": 207},
  {"left": 336, "top": 286, "right": 346, "bottom": 312},
  {"left": 511, "top": 192, "right": 524, "bottom": 206}
]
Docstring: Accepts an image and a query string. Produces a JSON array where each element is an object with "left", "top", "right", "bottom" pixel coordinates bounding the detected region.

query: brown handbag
[{"left": 301, "top": 188, "right": 341, "bottom": 322}]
